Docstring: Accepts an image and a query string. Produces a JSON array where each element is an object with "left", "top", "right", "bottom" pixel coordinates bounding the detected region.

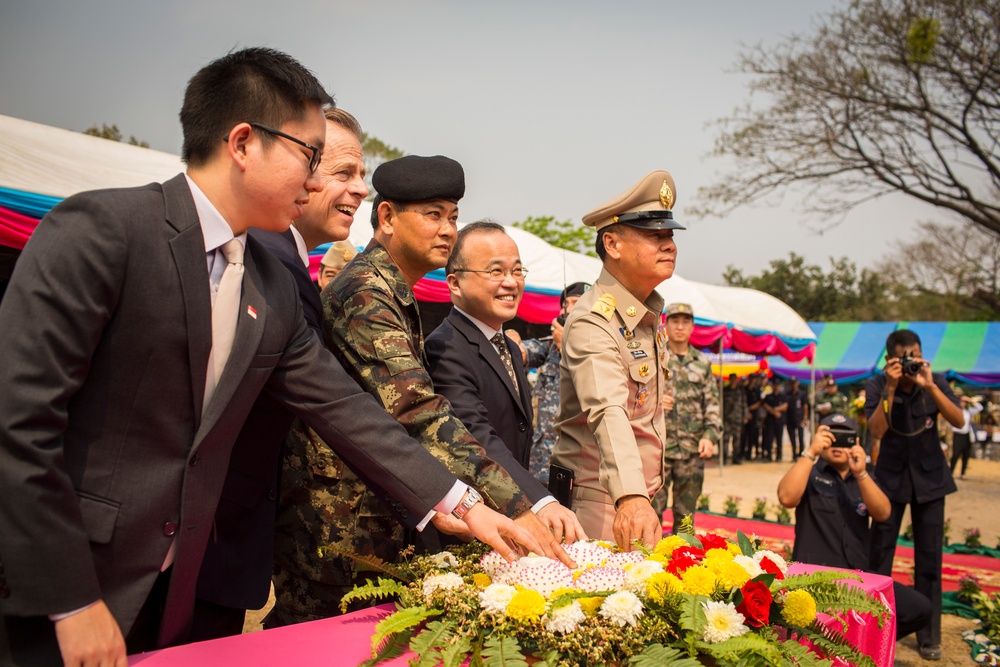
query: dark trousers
[
  {"left": 950, "top": 431, "right": 972, "bottom": 476},
  {"left": 786, "top": 421, "right": 805, "bottom": 458},
  {"left": 762, "top": 419, "right": 784, "bottom": 461},
  {"left": 741, "top": 418, "right": 760, "bottom": 460},
  {"left": 189, "top": 598, "right": 246, "bottom": 643},
  {"left": 893, "top": 581, "right": 933, "bottom": 641},
  {"left": 871, "top": 497, "right": 944, "bottom": 646}
]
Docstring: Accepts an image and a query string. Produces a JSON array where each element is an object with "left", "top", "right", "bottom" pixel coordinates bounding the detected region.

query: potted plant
[
  {"left": 723, "top": 495, "right": 741, "bottom": 517},
  {"left": 943, "top": 518, "right": 952, "bottom": 547},
  {"left": 696, "top": 493, "right": 710, "bottom": 511},
  {"left": 965, "top": 527, "right": 982, "bottom": 548},
  {"left": 903, "top": 522, "right": 914, "bottom": 542},
  {"left": 957, "top": 574, "right": 982, "bottom": 604},
  {"left": 775, "top": 505, "right": 792, "bottom": 525},
  {"left": 752, "top": 497, "right": 768, "bottom": 521}
]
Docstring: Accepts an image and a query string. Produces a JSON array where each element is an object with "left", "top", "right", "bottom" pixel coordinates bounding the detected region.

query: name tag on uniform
[{"left": 631, "top": 349, "right": 649, "bottom": 359}]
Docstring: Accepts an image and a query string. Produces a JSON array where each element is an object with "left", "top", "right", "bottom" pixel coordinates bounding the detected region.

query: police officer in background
[
  {"left": 722, "top": 373, "right": 747, "bottom": 465},
  {"left": 651, "top": 302, "right": 720, "bottom": 533},
  {"left": 552, "top": 170, "right": 680, "bottom": 549}
]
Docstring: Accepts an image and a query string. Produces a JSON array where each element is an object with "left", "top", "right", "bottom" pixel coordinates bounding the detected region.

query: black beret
[
  {"left": 371, "top": 155, "right": 465, "bottom": 204},
  {"left": 560, "top": 282, "right": 590, "bottom": 303},
  {"left": 820, "top": 413, "right": 858, "bottom": 431}
]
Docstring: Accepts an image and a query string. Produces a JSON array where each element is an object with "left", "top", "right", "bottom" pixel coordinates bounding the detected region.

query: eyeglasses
[
  {"left": 453, "top": 267, "right": 529, "bottom": 281},
  {"left": 224, "top": 122, "right": 322, "bottom": 173}
]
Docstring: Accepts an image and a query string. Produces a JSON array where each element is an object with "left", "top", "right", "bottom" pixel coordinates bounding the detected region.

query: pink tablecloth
[{"left": 129, "top": 566, "right": 895, "bottom": 667}]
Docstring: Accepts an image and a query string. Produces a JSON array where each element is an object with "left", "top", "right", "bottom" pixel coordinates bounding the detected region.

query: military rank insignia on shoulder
[{"left": 591, "top": 293, "right": 616, "bottom": 321}]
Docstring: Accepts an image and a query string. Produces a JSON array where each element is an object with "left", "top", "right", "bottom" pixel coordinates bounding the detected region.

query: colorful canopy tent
[
  {"left": 769, "top": 322, "right": 1000, "bottom": 387},
  {"left": 1, "top": 113, "right": 815, "bottom": 363}
]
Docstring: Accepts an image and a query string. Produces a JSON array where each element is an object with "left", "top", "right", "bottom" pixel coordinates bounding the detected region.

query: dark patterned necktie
[{"left": 491, "top": 332, "right": 519, "bottom": 392}]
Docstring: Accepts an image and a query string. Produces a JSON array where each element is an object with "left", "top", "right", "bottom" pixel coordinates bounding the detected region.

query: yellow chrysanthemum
[
  {"left": 505, "top": 589, "right": 547, "bottom": 622},
  {"left": 681, "top": 565, "right": 717, "bottom": 596},
  {"left": 577, "top": 596, "right": 605, "bottom": 617},
  {"left": 727, "top": 542, "right": 744, "bottom": 556},
  {"left": 647, "top": 553, "right": 670, "bottom": 566},
  {"left": 781, "top": 589, "right": 817, "bottom": 627},
  {"left": 472, "top": 573, "right": 492, "bottom": 589},
  {"left": 703, "top": 548, "right": 735, "bottom": 572},
  {"left": 653, "top": 535, "right": 688, "bottom": 557},
  {"left": 714, "top": 560, "right": 752, "bottom": 590},
  {"left": 647, "top": 571, "right": 683, "bottom": 602}
]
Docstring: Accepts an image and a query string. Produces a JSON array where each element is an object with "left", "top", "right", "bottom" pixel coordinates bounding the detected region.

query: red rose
[
  {"left": 736, "top": 581, "right": 773, "bottom": 627},
  {"left": 759, "top": 556, "right": 785, "bottom": 580},
  {"left": 699, "top": 533, "right": 729, "bottom": 551}
]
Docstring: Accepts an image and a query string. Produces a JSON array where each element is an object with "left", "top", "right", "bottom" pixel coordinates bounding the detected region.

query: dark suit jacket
[
  {"left": 425, "top": 308, "right": 541, "bottom": 498},
  {"left": 0, "top": 175, "right": 456, "bottom": 649}
]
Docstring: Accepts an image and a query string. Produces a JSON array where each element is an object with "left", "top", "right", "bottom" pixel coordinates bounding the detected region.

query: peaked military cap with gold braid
[{"left": 581, "top": 170, "right": 685, "bottom": 232}]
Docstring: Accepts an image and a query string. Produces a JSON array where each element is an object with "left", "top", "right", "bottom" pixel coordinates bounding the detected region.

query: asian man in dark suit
[
  {"left": 426, "top": 222, "right": 587, "bottom": 545},
  {"left": 0, "top": 48, "right": 540, "bottom": 667}
]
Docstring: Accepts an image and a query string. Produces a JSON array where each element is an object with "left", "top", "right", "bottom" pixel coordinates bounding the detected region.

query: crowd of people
[{"left": 0, "top": 46, "right": 972, "bottom": 666}]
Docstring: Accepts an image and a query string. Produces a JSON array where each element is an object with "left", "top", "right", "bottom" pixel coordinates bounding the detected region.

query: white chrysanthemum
[
  {"left": 513, "top": 556, "right": 574, "bottom": 597},
  {"left": 575, "top": 566, "right": 627, "bottom": 592},
  {"left": 734, "top": 555, "right": 763, "bottom": 578},
  {"left": 753, "top": 550, "right": 788, "bottom": 576},
  {"left": 431, "top": 551, "right": 459, "bottom": 569},
  {"left": 604, "top": 550, "right": 647, "bottom": 569},
  {"left": 480, "top": 551, "right": 509, "bottom": 577},
  {"left": 423, "top": 572, "right": 464, "bottom": 598},
  {"left": 563, "top": 541, "right": 614, "bottom": 569},
  {"left": 623, "top": 560, "right": 665, "bottom": 596},
  {"left": 478, "top": 583, "right": 517, "bottom": 614},
  {"left": 545, "top": 600, "right": 586, "bottom": 634},
  {"left": 598, "top": 590, "right": 644, "bottom": 627},
  {"left": 702, "top": 600, "right": 750, "bottom": 643}
]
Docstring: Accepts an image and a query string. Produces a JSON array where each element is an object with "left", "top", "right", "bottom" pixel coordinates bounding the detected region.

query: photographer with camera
[
  {"left": 777, "top": 414, "right": 931, "bottom": 642},
  {"left": 864, "top": 329, "right": 964, "bottom": 661}
]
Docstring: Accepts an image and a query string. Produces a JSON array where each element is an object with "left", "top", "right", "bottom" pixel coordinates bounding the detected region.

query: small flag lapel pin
[{"left": 247, "top": 305, "right": 257, "bottom": 319}]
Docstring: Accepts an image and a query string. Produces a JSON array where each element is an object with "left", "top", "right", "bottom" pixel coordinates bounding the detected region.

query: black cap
[
  {"left": 820, "top": 413, "right": 858, "bottom": 431},
  {"left": 560, "top": 282, "right": 590, "bottom": 305},
  {"left": 371, "top": 155, "right": 465, "bottom": 204}
]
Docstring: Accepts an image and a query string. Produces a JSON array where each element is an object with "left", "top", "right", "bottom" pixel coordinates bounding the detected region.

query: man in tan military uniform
[
  {"left": 316, "top": 240, "right": 357, "bottom": 289},
  {"left": 552, "top": 170, "right": 683, "bottom": 550}
]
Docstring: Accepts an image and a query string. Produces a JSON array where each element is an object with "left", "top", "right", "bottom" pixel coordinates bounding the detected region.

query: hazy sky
[{"left": 0, "top": 0, "right": 931, "bottom": 284}]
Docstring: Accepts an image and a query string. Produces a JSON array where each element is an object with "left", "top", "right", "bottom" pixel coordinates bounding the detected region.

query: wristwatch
[
  {"left": 451, "top": 487, "right": 483, "bottom": 520},
  {"left": 800, "top": 451, "right": 817, "bottom": 462}
]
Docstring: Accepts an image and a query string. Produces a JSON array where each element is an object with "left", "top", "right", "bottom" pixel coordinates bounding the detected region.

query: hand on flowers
[
  {"left": 613, "top": 495, "right": 662, "bottom": 551},
  {"left": 461, "top": 503, "right": 543, "bottom": 563},
  {"left": 431, "top": 511, "right": 474, "bottom": 541},
  {"left": 54, "top": 600, "right": 127, "bottom": 667},
  {"left": 698, "top": 438, "right": 715, "bottom": 459},
  {"left": 536, "top": 502, "right": 588, "bottom": 545},
  {"left": 513, "top": 511, "right": 579, "bottom": 568}
]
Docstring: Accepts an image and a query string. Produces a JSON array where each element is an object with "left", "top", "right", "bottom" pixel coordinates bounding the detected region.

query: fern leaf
[
  {"left": 481, "top": 636, "right": 529, "bottom": 667},
  {"left": 777, "top": 638, "right": 833, "bottom": 667},
  {"left": 340, "top": 577, "right": 409, "bottom": 613},
  {"left": 438, "top": 635, "right": 474, "bottom": 667},
  {"left": 320, "top": 543, "right": 413, "bottom": 581},
  {"left": 369, "top": 606, "right": 441, "bottom": 654},
  {"left": 359, "top": 628, "right": 414, "bottom": 667},
  {"left": 410, "top": 620, "right": 460, "bottom": 667},
  {"left": 628, "top": 643, "right": 703, "bottom": 666},
  {"left": 779, "top": 570, "right": 861, "bottom": 593},
  {"left": 678, "top": 594, "right": 709, "bottom": 634},
  {"left": 796, "top": 620, "right": 877, "bottom": 667},
  {"left": 699, "top": 632, "right": 780, "bottom": 665}
]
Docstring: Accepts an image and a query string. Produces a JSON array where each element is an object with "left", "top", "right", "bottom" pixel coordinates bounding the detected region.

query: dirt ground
[{"left": 245, "top": 455, "right": 1000, "bottom": 665}]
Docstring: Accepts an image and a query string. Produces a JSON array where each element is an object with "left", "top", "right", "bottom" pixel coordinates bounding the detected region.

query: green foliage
[
  {"left": 807, "top": 582, "right": 890, "bottom": 630},
  {"left": 339, "top": 577, "right": 410, "bottom": 612},
  {"left": 512, "top": 216, "right": 596, "bottom": 257},
  {"left": 700, "top": 631, "right": 781, "bottom": 665},
  {"left": 480, "top": 636, "right": 530, "bottom": 667},
  {"left": 677, "top": 593, "right": 708, "bottom": 654},
  {"left": 737, "top": 530, "right": 754, "bottom": 557},
  {"left": 368, "top": 605, "right": 441, "bottom": 656},
  {"left": 776, "top": 636, "right": 834, "bottom": 666},
  {"left": 409, "top": 619, "right": 471, "bottom": 667},
  {"left": 629, "top": 643, "right": 702, "bottom": 666},
  {"left": 905, "top": 17, "right": 940, "bottom": 65},
  {"left": 323, "top": 543, "right": 412, "bottom": 582},
  {"left": 972, "top": 590, "right": 1000, "bottom": 642},
  {"left": 802, "top": 620, "right": 877, "bottom": 667},
  {"left": 359, "top": 629, "right": 413, "bottom": 667},
  {"left": 83, "top": 123, "right": 150, "bottom": 148}
]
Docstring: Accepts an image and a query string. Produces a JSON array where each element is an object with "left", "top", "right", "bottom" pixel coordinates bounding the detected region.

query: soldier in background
[
  {"left": 816, "top": 374, "right": 849, "bottom": 418},
  {"left": 742, "top": 374, "right": 764, "bottom": 461},
  {"left": 507, "top": 281, "right": 590, "bottom": 485},
  {"left": 316, "top": 240, "right": 357, "bottom": 289},
  {"left": 722, "top": 373, "right": 747, "bottom": 465},
  {"left": 651, "top": 303, "right": 721, "bottom": 532}
]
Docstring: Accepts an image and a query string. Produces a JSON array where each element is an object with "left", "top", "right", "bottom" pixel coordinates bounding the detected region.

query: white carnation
[
  {"left": 422, "top": 572, "right": 464, "bottom": 599},
  {"left": 734, "top": 555, "right": 763, "bottom": 578},
  {"left": 431, "top": 551, "right": 459, "bottom": 569},
  {"left": 598, "top": 590, "right": 644, "bottom": 627},
  {"left": 478, "top": 583, "right": 517, "bottom": 614},
  {"left": 545, "top": 600, "right": 586, "bottom": 634},
  {"left": 623, "top": 560, "right": 665, "bottom": 596},
  {"left": 753, "top": 550, "right": 788, "bottom": 576},
  {"left": 702, "top": 600, "right": 750, "bottom": 643}
]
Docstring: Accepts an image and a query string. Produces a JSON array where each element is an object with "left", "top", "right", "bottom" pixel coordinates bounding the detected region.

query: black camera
[
  {"left": 829, "top": 427, "right": 857, "bottom": 450},
  {"left": 900, "top": 354, "right": 924, "bottom": 376},
  {"left": 555, "top": 313, "right": 567, "bottom": 327}
]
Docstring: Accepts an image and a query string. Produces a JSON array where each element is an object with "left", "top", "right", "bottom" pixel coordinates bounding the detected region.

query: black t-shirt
[
  {"left": 745, "top": 387, "right": 762, "bottom": 421},
  {"left": 763, "top": 390, "right": 789, "bottom": 424},
  {"left": 786, "top": 389, "right": 807, "bottom": 422},
  {"left": 792, "top": 460, "right": 874, "bottom": 569}
]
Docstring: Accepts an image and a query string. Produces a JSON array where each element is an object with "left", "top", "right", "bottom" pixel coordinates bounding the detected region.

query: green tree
[
  {"left": 83, "top": 123, "right": 149, "bottom": 148},
  {"left": 723, "top": 252, "right": 893, "bottom": 320},
  {"left": 512, "top": 215, "right": 596, "bottom": 257},
  {"left": 694, "top": 0, "right": 1000, "bottom": 236},
  {"left": 360, "top": 132, "right": 404, "bottom": 199}
]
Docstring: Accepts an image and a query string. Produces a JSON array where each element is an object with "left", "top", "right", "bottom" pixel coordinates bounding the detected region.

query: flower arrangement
[
  {"left": 966, "top": 527, "right": 983, "bottom": 548},
  {"left": 344, "top": 526, "right": 889, "bottom": 666},
  {"left": 752, "top": 497, "right": 769, "bottom": 520},
  {"left": 723, "top": 495, "right": 741, "bottom": 516},
  {"left": 697, "top": 493, "right": 711, "bottom": 511}
]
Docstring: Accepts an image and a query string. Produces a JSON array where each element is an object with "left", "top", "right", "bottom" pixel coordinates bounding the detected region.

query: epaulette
[{"left": 591, "top": 293, "right": 616, "bottom": 322}]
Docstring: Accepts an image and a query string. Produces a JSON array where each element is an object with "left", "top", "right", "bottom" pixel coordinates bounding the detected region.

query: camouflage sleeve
[
  {"left": 324, "top": 285, "right": 531, "bottom": 517},
  {"left": 701, "top": 358, "right": 722, "bottom": 444},
  {"left": 522, "top": 338, "right": 550, "bottom": 370}
]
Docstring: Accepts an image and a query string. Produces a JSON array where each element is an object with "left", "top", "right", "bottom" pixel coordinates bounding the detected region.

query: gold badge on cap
[
  {"left": 626, "top": 306, "right": 637, "bottom": 317},
  {"left": 639, "top": 363, "right": 650, "bottom": 377},
  {"left": 659, "top": 180, "right": 674, "bottom": 209}
]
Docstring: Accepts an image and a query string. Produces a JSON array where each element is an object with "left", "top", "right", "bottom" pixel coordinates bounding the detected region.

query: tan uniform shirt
[{"left": 552, "top": 267, "right": 666, "bottom": 539}]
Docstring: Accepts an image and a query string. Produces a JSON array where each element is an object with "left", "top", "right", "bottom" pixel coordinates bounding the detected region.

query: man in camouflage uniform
[
  {"left": 508, "top": 282, "right": 589, "bottom": 485},
  {"left": 816, "top": 375, "right": 850, "bottom": 419},
  {"left": 271, "top": 155, "right": 579, "bottom": 626},
  {"left": 722, "top": 373, "right": 747, "bottom": 465},
  {"left": 552, "top": 170, "right": 682, "bottom": 549},
  {"left": 651, "top": 303, "right": 721, "bottom": 533}
]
